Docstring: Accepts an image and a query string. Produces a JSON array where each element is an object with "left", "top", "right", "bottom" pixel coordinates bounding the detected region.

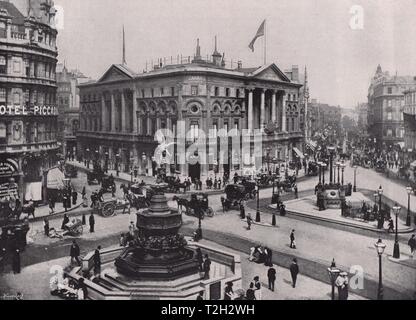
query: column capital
[{"left": 246, "top": 86, "right": 255, "bottom": 92}]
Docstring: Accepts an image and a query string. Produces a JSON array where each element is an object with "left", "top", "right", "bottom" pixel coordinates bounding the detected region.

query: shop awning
[
  {"left": 47, "top": 167, "right": 65, "bottom": 190},
  {"left": 293, "top": 147, "right": 304, "bottom": 159}
]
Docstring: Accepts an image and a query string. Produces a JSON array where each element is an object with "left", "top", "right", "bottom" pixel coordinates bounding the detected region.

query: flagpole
[{"left": 264, "top": 20, "right": 267, "bottom": 65}]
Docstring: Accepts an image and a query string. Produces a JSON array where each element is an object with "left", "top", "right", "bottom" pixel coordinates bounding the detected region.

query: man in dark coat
[
  {"left": 290, "top": 230, "right": 296, "bottom": 249},
  {"left": 290, "top": 258, "right": 299, "bottom": 288},
  {"left": 93, "top": 246, "right": 101, "bottom": 275},
  {"left": 61, "top": 214, "right": 69, "bottom": 230},
  {"left": 12, "top": 249, "right": 21, "bottom": 274},
  {"left": 89, "top": 213, "right": 95, "bottom": 233},
  {"left": 44, "top": 218, "right": 49, "bottom": 236},
  {"left": 70, "top": 240, "right": 81, "bottom": 266},
  {"left": 203, "top": 254, "right": 211, "bottom": 280},
  {"left": 196, "top": 248, "right": 203, "bottom": 272},
  {"left": 267, "top": 266, "right": 277, "bottom": 291},
  {"left": 72, "top": 190, "right": 78, "bottom": 205}
]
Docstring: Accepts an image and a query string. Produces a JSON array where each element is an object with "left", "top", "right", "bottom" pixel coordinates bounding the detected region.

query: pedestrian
[
  {"left": 81, "top": 186, "right": 86, "bottom": 200},
  {"left": 246, "top": 212, "right": 252, "bottom": 230},
  {"left": 198, "top": 179, "right": 203, "bottom": 191},
  {"left": 246, "top": 282, "right": 256, "bottom": 300},
  {"left": 12, "top": 249, "right": 21, "bottom": 274},
  {"left": 196, "top": 248, "right": 203, "bottom": 272},
  {"left": 252, "top": 276, "right": 262, "bottom": 300},
  {"left": 203, "top": 254, "right": 211, "bottom": 279},
  {"left": 77, "top": 278, "right": 88, "bottom": 300},
  {"left": 82, "top": 213, "right": 86, "bottom": 225},
  {"left": 224, "top": 282, "right": 234, "bottom": 300},
  {"left": 335, "top": 272, "right": 349, "bottom": 300},
  {"left": 72, "top": 190, "right": 78, "bottom": 205},
  {"left": 408, "top": 234, "right": 416, "bottom": 258},
  {"left": 289, "top": 258, "right": 299, "bottom": 288},
  {"left": 239, "top": 201, "right": 246, "bottom": 220},
  {"left": 264, "top": 247, "right": 273, "bottom": 267},
  {"left": 129, "top": 221, "right": 136, "bottom": 237},
  {"left": 89, "top": 213, "right": 95, "bottom": 233},
  {"left": 267, "top": 265, "right": 277, "bottom": 291},
  {"left": 48, "top": 197, "right": 55, "bottom": 214},
  {"left": 294, "top": 184, "right": 298, "bottom": 199},
  {"left": 93, "top": 246, "right": 101, "bottom": 275},
  {"left": 61, "top": 214, "right": 69, "bottom": 230},
  {"left": 290, "top": 230, "right": 296, "bottom": 249},
  {"left": 70, "top": 240, "right": 81, "bottom": 266},
  {"left": 63, "top": 192, "right": 68, "bottom": 212},
  {"left": 44, "top": 218, "right": 49, "bottom": 237},
  {"left": 196, "top": 291, "right": 204, "bottom": 300}
]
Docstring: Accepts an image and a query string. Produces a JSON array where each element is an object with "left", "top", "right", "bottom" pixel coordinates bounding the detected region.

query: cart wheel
[
  {"left": 102, "top": 202, "right": 116, "bottom": 217},
  {"left": 206, "top": 207, "right": 214, "bottom": 217}
]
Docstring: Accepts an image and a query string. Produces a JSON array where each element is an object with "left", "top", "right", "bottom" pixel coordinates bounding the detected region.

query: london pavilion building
[
  {"left": 77, "top": 40, "right": 305, "bottom": 180},
  {"left": 0, "top": 0, "right": 59, "bottom": 201}
]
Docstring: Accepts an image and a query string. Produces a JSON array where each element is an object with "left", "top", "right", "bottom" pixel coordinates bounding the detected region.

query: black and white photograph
[{"left": 0, "top": 0, "right": 415, "bottom": 308}]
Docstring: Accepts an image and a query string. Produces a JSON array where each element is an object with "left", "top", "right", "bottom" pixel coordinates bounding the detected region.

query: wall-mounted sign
[
  {"left": 0, "top": 105, "right": 59, "bottom": 116},
  {"left": 0, "top": 158, "right": 19, "bottom": 177}
]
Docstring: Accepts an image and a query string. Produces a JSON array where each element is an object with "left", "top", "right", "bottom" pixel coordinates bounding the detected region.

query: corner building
[{"left": 78, "top": 42, "right": 305, "bottom": 180}]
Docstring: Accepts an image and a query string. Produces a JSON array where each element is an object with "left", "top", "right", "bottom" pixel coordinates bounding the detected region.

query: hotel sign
[{"left": 0, "top": 105, "right": 59, "bottom": 116}]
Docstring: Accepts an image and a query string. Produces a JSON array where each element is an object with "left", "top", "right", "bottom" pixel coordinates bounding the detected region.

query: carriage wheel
[
  {"left": 75, "top": 225, "right": 83, "bottom": 236},
  {"left": 205, "top": 207, "right": 214, "bottom": 217},
  {"left": 102, "top": 202, "right": 116, "bottom": 217}
]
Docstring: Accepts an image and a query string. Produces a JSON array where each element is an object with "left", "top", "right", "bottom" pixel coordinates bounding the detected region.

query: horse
[{"left": 173, "top": 196, "right": 188, "bottom": 213}]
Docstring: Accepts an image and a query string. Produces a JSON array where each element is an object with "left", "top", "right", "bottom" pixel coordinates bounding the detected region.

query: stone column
[
  {"left": 121, "top": 90, "right": 127, "bottom": 132},
  {"left": 101, "top": 94, "right": 106, "bottom": 131},
  {"left": 260, "top": 89, "right": 265, "bottom": 129},
  {"left": 147, "top": 115, "right": 151, "bottom": 135},
  {"left": 282, "top": 93, "right": 287, "bottom": 132},
  {"left": 133, "top": 90, "right": 138, "bottom": 133},
  {"left": 111, "top": 92, "right": 116, "bottom": 132},
  {"left": 167, "top": 117, "right": 172, "bottom": 132},
  {"left": 248, "top": 89, "right": 254, "bottom": 131},
  {"left": 272, "top": 90, "right": 277, "bottom": 123}
]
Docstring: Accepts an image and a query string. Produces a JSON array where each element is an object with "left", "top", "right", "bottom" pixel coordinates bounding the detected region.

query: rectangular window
[
  {"left": 14, "top": 92, "right": 20, "bottom": 105},
  {"left": 171, "top": 87, "right": 175, "bottom": 96},
  {"left": 387, "top": 87, "right": 392, "bottom": 94},
  {"left": 0, "top": 56, "right": 6, "bottom": 74},
  {"left": 190, "top": 122, "right": 199, "bottom": 140},
  {"left": 225, "top": 88, "right": 230, "bottom": 97},
  {"left": 191, "top": 85, "right": 198, "bottom": 96},
  {"left": 13, "top": 60, "right": 21, "bottom": 73},
  {"left": 215, "top": 87, "right": 219, "bottom": 96},
  {"left": 224, "top": 121, "right": 229, "bottom": 133},
  {"left": 0, "top": 88, "right": 6, "bottom": 102},
  {"left": 387, "top": 112, "right": 392, "bottom": 120},
  {"left": 160, "top": 87, "right": 164, "bottom": 96}
]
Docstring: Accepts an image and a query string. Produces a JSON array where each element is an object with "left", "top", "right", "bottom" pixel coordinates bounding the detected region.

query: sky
[{"left": 53, "top": 0, "right": 416, "bottom": 108}]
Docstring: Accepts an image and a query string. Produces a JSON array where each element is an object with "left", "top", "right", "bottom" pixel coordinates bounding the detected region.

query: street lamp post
[
  {"left": 142, "top": 152, "right": 147, "bottom": 176},
  {"left": 322, "top": 163, "right": 327, "bottom": 185},
  {"left": 327, "top": 264, "right": 340, "bottom": 300},
  {"left": 266, "top": 147, "right": 271, "bottom": 173},
  {"left": 392, "top": 204, "right": 401, "bottom": 259},
  {"left": 328, "top": 147, "right": 335, "bottom": 184},
  {"left": 406, "top": 187, "right": 412, "bottom": 227},
  {"left": 377, "top": 186, "right": 384, "bottom": 229},
  {"left": 115, "top": 153, "right": 120, "bottom": 176},
  {"left": 256, "top": 183, "right": 261, "bottom": 223},
  {"left": 318, "top": 162, "right": 322, "bottom": 184},
  {"left": 374, "top": 239, "right": 386, "bottom": 300},
  {"left": 353, "top": 166, "right": 358, "bottom": 192}
]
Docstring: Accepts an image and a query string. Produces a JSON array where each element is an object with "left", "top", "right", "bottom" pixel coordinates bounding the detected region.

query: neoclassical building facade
[{"left": 78, "top": 46, "right": 305, "bottom": 179}]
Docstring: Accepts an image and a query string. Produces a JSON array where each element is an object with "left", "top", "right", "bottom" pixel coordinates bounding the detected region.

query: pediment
[
  {"left": 251, "top": 64, "right": 291, "bottom": 83},
  {"left": 97, "top": 65, "right": 134, "bottom": 83}
]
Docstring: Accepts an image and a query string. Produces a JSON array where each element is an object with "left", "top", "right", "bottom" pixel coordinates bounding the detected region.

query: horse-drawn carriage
[
  {"left": 256, "top": 174, "right": 274, "bottom": 188},
  {"left": 128, "top": 184, "right": 155, "bottom": 209},
  {"left": 277, "top": 175, "right": 296, "bottom": 192},
  {"left": 173, "top": 193, "right": 214, "bottom": 218},
  {"left": 87, "top": 164, "right": 105, "bottom": 185},
  {"left": 222, "top": 184, "right": 257, "bottom": 211},
  {"left": 307, "top": 162, "right": 319, "bottom": 176},
  {"left": 163, "top": 176, "right": 187, "bottom": 193}
]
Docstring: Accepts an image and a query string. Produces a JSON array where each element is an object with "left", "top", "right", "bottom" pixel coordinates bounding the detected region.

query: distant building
[
  {"left": 356, "top": 103, "right": 368, "bottom": 129},
  {"left": 77, "top": 39, "right": 305, "bottom": 180},
  {"left": 308, "top": 99, "right": 342, "bottom": 137},
  {"left": 367, "top": 65, "right": 416, "bottom": 149},
  {"left": 403, "top": 88, "right": 416, "bottom": 164},
  {"left": 56, "top": 64, "right": 91, "bottom": 157},
  {"left": 0, "top": 0, "right": 58, "bottom": 201}
]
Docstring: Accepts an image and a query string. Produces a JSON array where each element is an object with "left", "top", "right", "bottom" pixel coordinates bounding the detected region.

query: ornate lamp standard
[
  {"left": 256, "top": 182, "right": 261, "bottom": 223},
  {"left": 340, "top": 161, "right": 346, "bottom": 186},
  {"left": 327, "top": 146, "right": 336, "bottom": 184},
  {"left": 115, "top": 153, "right": 121, "bottom": 176},
  {"left": 285, "top": 155, "right": 289, "bottom": 177},
  {"left": 374, "top": 239, "right": 386, "bottom": 300},
  {"left": 336, "top": 162, "right": 341, "bottom": 184},
  {"left": 104, "top": 152, "right": 109, "bottom": 173},
  {"left": 141, "top": 152, "right": 147, "bottom": 176},
  {"left": 322, "top": 163, "right": 327, "bottom": 185},
  {"left": 377, "top": 186, "right": 384, "bottom": 229},
  {"left": 392, "top": 204, "right": 401, "bottom": 259},
  {"left": 327, "top": 262, "right": 340, "bottom": 300},
  {"left": 406, "top": 187, "right": 412, "bottom": 227},
  {"left": 318, "top": 162, "right": 322, "bottom": 184},
  {"left": 85, "top": 148, "right": 90, "bottom": 169},
  {"left": 353, "top": 166, "right": 358, "bottom": 192}
]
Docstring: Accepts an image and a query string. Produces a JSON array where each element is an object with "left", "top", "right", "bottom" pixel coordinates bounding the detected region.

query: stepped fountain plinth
[{"left": 115, "top": 186, "right": 199, "bottom": 280}]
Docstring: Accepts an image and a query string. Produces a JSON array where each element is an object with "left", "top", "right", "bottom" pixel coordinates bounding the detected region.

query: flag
[{"left": 248, "top": 20, "right": 266, "bottom": 52}]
